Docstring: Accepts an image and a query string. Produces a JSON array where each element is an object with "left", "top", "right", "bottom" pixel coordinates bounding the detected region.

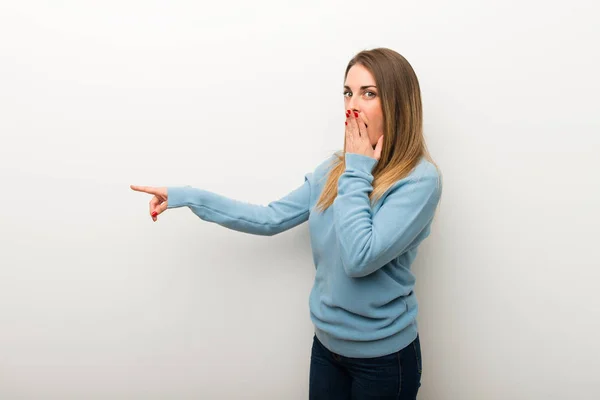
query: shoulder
[
  {"left": 312, "top": 151, "right": 342, "bottom": 178},
  {"left": 388, "top": 158, "right": 442, "bottom": 203},
  {"left": 410, "top": 158, "right": 440, "bottom": 183}
]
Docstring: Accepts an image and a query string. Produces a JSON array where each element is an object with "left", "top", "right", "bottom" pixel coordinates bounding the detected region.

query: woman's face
[{"left": 343, "top": 64, "right": 384, "bottom": 148}]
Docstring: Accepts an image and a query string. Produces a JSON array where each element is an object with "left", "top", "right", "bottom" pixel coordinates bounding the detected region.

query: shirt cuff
[
  {"left": 344, "top": 152, "right": 378, "bottom": 174},
  {"left": 166, "top": 186, "right": 194, "bottom": 209}
]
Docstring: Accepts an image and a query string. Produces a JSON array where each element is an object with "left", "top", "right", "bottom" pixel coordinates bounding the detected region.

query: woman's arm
[
  {"left": 333, "top": 153, "right": 441, "bottom": 277},
  {"left": 166, "top": 173, "right": 312, "bottom": 236}
]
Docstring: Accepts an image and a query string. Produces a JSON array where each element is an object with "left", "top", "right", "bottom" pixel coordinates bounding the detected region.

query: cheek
[
  {"left": 375, "top": 116, "right": 384, "bottom": 133},
  {"left": 366, "top": 107, "right": 384, "bottom": 132},
  {"left": 365, "top": 102, "right": 383, "bottom": 126},
  {"left": 366, "top": 113, "right": 383, "bottom": 144}
]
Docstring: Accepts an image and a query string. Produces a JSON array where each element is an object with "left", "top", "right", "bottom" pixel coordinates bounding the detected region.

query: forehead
[{"left": 344, "top": 64, "right": 376, "bottom": 86}]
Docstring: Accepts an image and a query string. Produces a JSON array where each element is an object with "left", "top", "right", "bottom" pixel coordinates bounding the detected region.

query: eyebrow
[{"left": 344, "top": 85, "right": 377, "bottom": 90}]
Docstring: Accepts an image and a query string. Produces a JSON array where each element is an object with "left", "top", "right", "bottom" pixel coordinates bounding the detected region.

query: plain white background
[{"left": 1, "top": 1, "right": 599, "bottom": 398}]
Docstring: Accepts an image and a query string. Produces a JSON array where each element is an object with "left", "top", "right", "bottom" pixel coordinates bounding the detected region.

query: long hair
[{"left": 315, "top": 48, "right": 437, "bottom": 212}]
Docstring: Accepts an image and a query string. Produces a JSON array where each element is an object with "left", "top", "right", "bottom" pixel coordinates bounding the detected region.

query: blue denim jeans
[{"left": 309, "top": 334, "right": 422, "bottom": 399}]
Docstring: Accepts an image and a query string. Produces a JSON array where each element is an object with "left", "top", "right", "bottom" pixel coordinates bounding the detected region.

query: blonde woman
[{"left": 132, "top": 47, "right": 441, "bottom": 399}]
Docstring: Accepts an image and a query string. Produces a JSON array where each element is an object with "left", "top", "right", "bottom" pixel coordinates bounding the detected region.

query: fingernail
[
  {"left": 354, "top": 112, "right": 358, "bottom": 117},
  {"left": 151, "top": 211, "right": 157, "bottom": 217},
  {"left": 345, "top": 121, "right": 348, "bottom": 125}
]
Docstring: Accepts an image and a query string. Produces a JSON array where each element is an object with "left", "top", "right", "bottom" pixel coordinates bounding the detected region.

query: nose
[{"left": 347, "top": 97, "right": 360, "bottom": 113}]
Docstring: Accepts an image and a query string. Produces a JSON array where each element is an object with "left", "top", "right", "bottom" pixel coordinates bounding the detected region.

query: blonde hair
[{"left": 315, "top": 48, "right": 438, "bottom": 213}]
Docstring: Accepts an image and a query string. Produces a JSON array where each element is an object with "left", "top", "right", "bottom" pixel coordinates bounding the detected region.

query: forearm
[
  {"left": 333, "top": 153, "right": 440, "bottom": 277},
  {"left": 167, "top": 176, "right": 312, "bottom": 236}
]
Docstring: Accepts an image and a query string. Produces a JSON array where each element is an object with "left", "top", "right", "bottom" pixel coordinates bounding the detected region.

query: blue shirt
[{"left": 167, "top": 152, "right": 442, "bottom": 357}]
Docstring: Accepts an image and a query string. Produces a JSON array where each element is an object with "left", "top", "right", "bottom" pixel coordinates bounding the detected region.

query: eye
[
  {"left": 364, "top": 91, "right": 377, "bottom": 98},
  {"left": 343, "top": 90, "right": 352, "bottom": 97}
]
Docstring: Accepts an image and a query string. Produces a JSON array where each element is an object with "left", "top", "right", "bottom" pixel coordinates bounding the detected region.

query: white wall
[{"left": 1, "top": 1, "right": 598, "bottom": 399}]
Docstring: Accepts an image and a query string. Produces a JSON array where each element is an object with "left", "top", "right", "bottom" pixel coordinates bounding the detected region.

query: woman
[{"left": 131, "top": 47, "right": 441, "bottom": 399}]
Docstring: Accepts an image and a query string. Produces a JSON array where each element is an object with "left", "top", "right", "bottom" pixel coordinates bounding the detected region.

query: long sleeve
[
  {"left": 332, "top": 153, "right": 441, "bottom": 278},
  {"left": 166, "top": 173, "right": 312, "bottom": 236}
]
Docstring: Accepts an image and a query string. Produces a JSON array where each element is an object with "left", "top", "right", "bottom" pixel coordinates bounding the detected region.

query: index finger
[{"left": 130, "top": 185, "right": 160, "bottom": 195}]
